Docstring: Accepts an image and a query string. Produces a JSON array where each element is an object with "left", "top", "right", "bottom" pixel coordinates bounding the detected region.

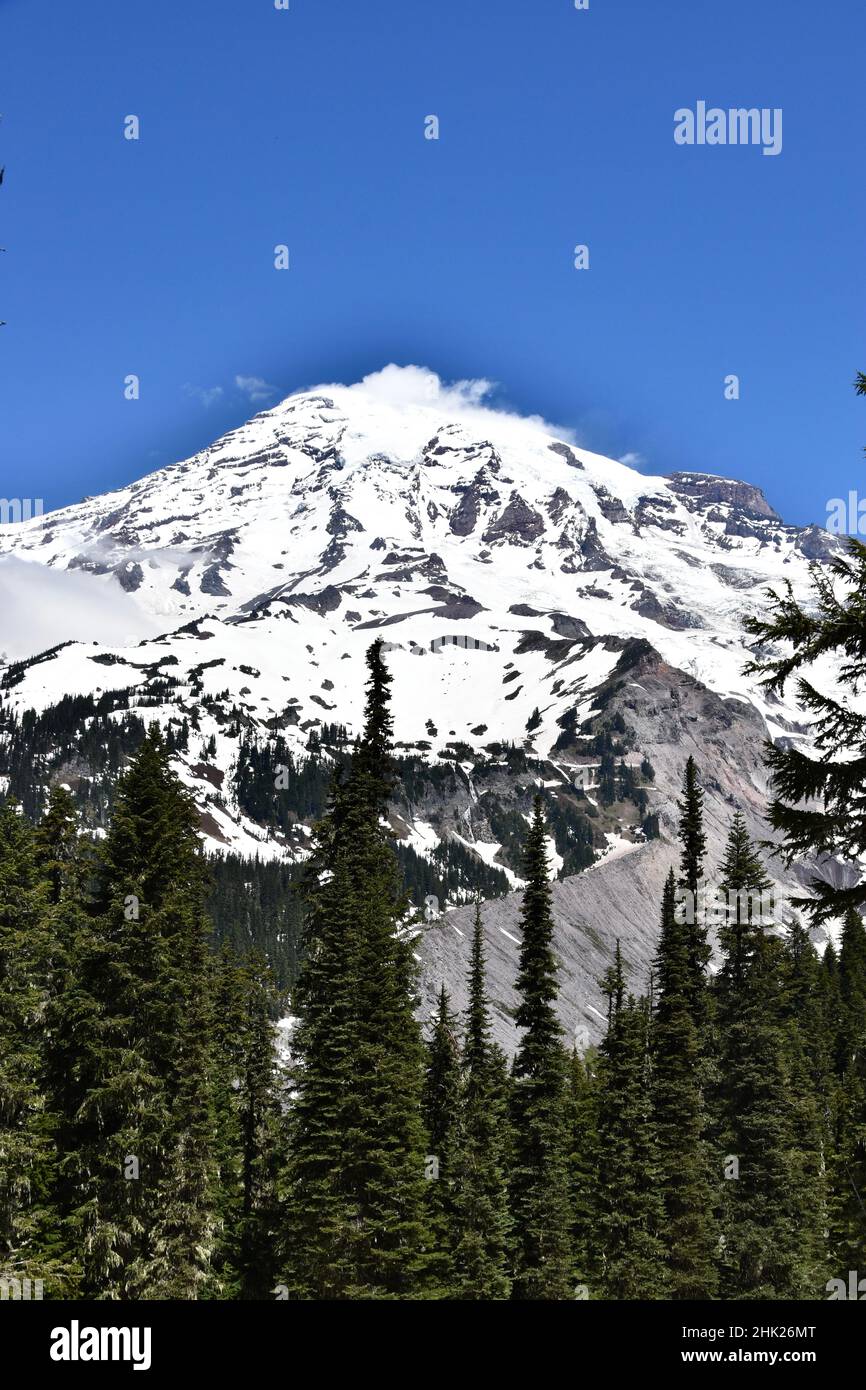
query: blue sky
[{"left": 1, "top": 0, "right": 864, "bottom": 523}]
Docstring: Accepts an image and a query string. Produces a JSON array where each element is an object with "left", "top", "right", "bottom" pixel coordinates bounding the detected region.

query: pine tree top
[{"left": 677, "top": 756, "right": 707, "bottom": 898}]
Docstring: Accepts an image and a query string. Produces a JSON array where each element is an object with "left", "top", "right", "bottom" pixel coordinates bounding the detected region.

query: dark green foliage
[
  {"left": 280, "top": 642, "right": 433, "bottom": 1299},
  {"left": 0, "top": 802, "right": 60, "bottom": 1289},
  {"left": 677, "top": 755, "right": 707, "bottom": 903},
  {"left": 396, "top": 837, "right": 510, "bottom": 908},
  {"left": 481, "top": 790, "right": 598, "bottom": 877},
  {"left": 210, "top": 948, "right": 282, "bottom": 1299},
  {"left": 566, "top": 1047, "right": 599, "bottom": 1292},
  {"left": 54, "top": 726, "right": 219, "bottom": 1298},
  {"left": 452, "top": 903, "right": 512, "bottom": 1299},
  {"left": 677, "top": 757, "right": 711, "bottom": 1026},
  {"left": 421, "top": 986, "right": 463, "bottom": 1291},
  {"left": 207, "top": 852, "right": 304, "bottom": 993},
  {"left": 826, "top": 908, "right": 866, "bottom": 1272},
  {"left": 652, "top": 870, "right": 718, "bottom": 1299},
  {"left": 598, "top": 748, "right": 617, "bottom": 805},
  {"left": 508, "top": 799, "right": 573, "bottom": 1299},
  {"left": 0, "top": 693, "right": 149, "bottom": 822},
  {"left": 838, "top": 908, "right": 866, "bottom": 1069},
  {"left": 234, "top": 733, "right": 332, "bottom": 832},
  {"left": 713, "top": 815, "right": 826, "bottom": 1299},
  {"left": 543, "top": 796, "right": 598, "bottom": 875},
  {"left": 595, "top": 944, "right": 668, "bottom": 1299}
]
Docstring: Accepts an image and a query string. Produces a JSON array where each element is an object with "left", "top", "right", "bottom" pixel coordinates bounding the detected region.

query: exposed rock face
[
  {"left": 200, "top": 565, "right": 231, "bottom": 596},
  {"left": 550, "top": 612, "right": 592, "bottom": 641},
  {"left": 630, "top": 589, "right": 703, "bottom": 630},
  {"left": 592, "top": 486, "right": 630, "bottom": 525},
  {"left": 577, "top": 517, "right": 614, "bottom": 570},
  {"left": 710, "top": 563, "right": 760, "bottom": 590},
  {"left": 449, "top": 471, "right": 500, "bottom": 536},
  {"left": 796, "top": 525, "right": 843, "bottom": 561},
  {"left": 116, "top": 561, "right": 144, "bottom": 592},
  {"left": 284, "top": 586, "right": 342, "bottom": 615},
  {"left": 634, "top": 494, "right": 685, "bottom": 535},
  {"left": 547, "top": 487, "right": 574, "bottom": 524},
  {"left": 482, "top": 491, "right": 545, "bottom": 545},
  {"left": 548, "top": 440, "right": 584, "bottom": 470},
  {"left": 666, "top": 471, "right": 780, "bottom": 521}
]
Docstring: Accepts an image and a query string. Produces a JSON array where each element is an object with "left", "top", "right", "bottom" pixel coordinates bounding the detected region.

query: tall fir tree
[
  {"left": 211, "top": 947, "right": 282, "bottom": 1299},
  {"left": 452, "top": 902, "right": 511, "bottom": 1299},
  {"left": 55, "top": 727, "right": 218, "bottom": 1298},
  {"left": 36, "top": 786, "right": 100, "bottom": 1294},
  {"left": 421, "top": 984, "right": 463, "bottom": 1292},
  {"left": 565, "top": 1045, "right": 598, "bottom": 1293},
  {"left": 713, "top": 814, "right": 824, "bottom": 1297},
  {"left": 651, "top": 868, "right": 718, "bottom": 1298},
  {"left": 779, "top": 918, "right": 834, "bottom": 1295},
  {"left": 280, "top": 641, "right": 433, "bottom": 1298},
  {"left": 0, "top": 801, "right": 59, "bottom": 1291},
  {"left": 508, "top": 798, "right": 573, "bottom": 1300},
  {"left": 595, "top": 943, "right": 668, "bottom": 1299},
  {"left": 826, "top": 908, "right": 866, "bottom": 1273},
  {"left": 838, "top": 908, "right": 866, "bottom": 1068},
  {"left": 677, "top": 756, "right": 711, "bottom": 1027}
]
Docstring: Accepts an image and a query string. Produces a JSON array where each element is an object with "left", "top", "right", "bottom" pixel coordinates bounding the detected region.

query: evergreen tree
[
  {"left": 280, "top": 642, "right": 432, "bottom": 1298},
  {"left": 508, "top": 798, "right": 573, "bottom": 1300},
  {"left": 826, "top": 909, "right": 866, "bottom": 1273},
  {"left": 565, "top": 1045, "right": 598, "bottom": 1293},
  {"left": 595, "top": 943, "right": 668, "bottom": 1299},
  {"left": 0, "top": 802, "right": 58, "bottom": 1291},
  {"left": 452, "top": 902, "right": 511, "bottom": 1299},
  {"left": 713, "top": 815, "right": 823, "bottom": 1297},
  {"left": 779, "top": 918, "right": 834, "bottom": 1295},
  {"left": 715, "top": 813, "right": 771, "bottom": 990},
  {"left": 677, "top": 756, "right": 711, "bottom": 1024},
  {"left": 421, "top": 985, "right": 463, "bottom": 1292},
  {"left": 56, "top": 727, "right": 218, "bottom": 1298},
  {"left": 211, "top": 947, "right": 282, "bottom": 1299},
  {"left": 36, "top": 786, "right": 100, "bottom": 1294},
  {"left": 652, "top": 869, "right": 718, "bottom": 1298},
  {"left": 838, "top": 908, "right": 866, "bottom": 1069}
]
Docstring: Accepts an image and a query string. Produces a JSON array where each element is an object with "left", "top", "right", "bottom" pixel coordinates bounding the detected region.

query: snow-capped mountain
[{"left": 0, "top": 366, "right": 844, "bottom": 1047}]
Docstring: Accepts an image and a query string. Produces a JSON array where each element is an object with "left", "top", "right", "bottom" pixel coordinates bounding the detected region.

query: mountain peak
[{"left": 665, "top": 470, "right": 781, "bottom": 522}]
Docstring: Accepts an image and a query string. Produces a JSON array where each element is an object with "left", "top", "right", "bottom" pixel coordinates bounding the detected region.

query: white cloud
[
  {"left": 619, "top": 451, "right": 647, "bottom": 469},
  {"left": 309, "top": 363, "right": 577, "bottom": 445},
  {"left": 0, "top": 556, "right": 162, "bottom": 661},
  {"left": 235, "top": 374, "right": 277, "bottom": 404},
  {"left": 183, "top": 383, "right": 224, "bottom": 409},
  {"left": 346, "top": 364, "right": 495, "bottom": 411}
]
